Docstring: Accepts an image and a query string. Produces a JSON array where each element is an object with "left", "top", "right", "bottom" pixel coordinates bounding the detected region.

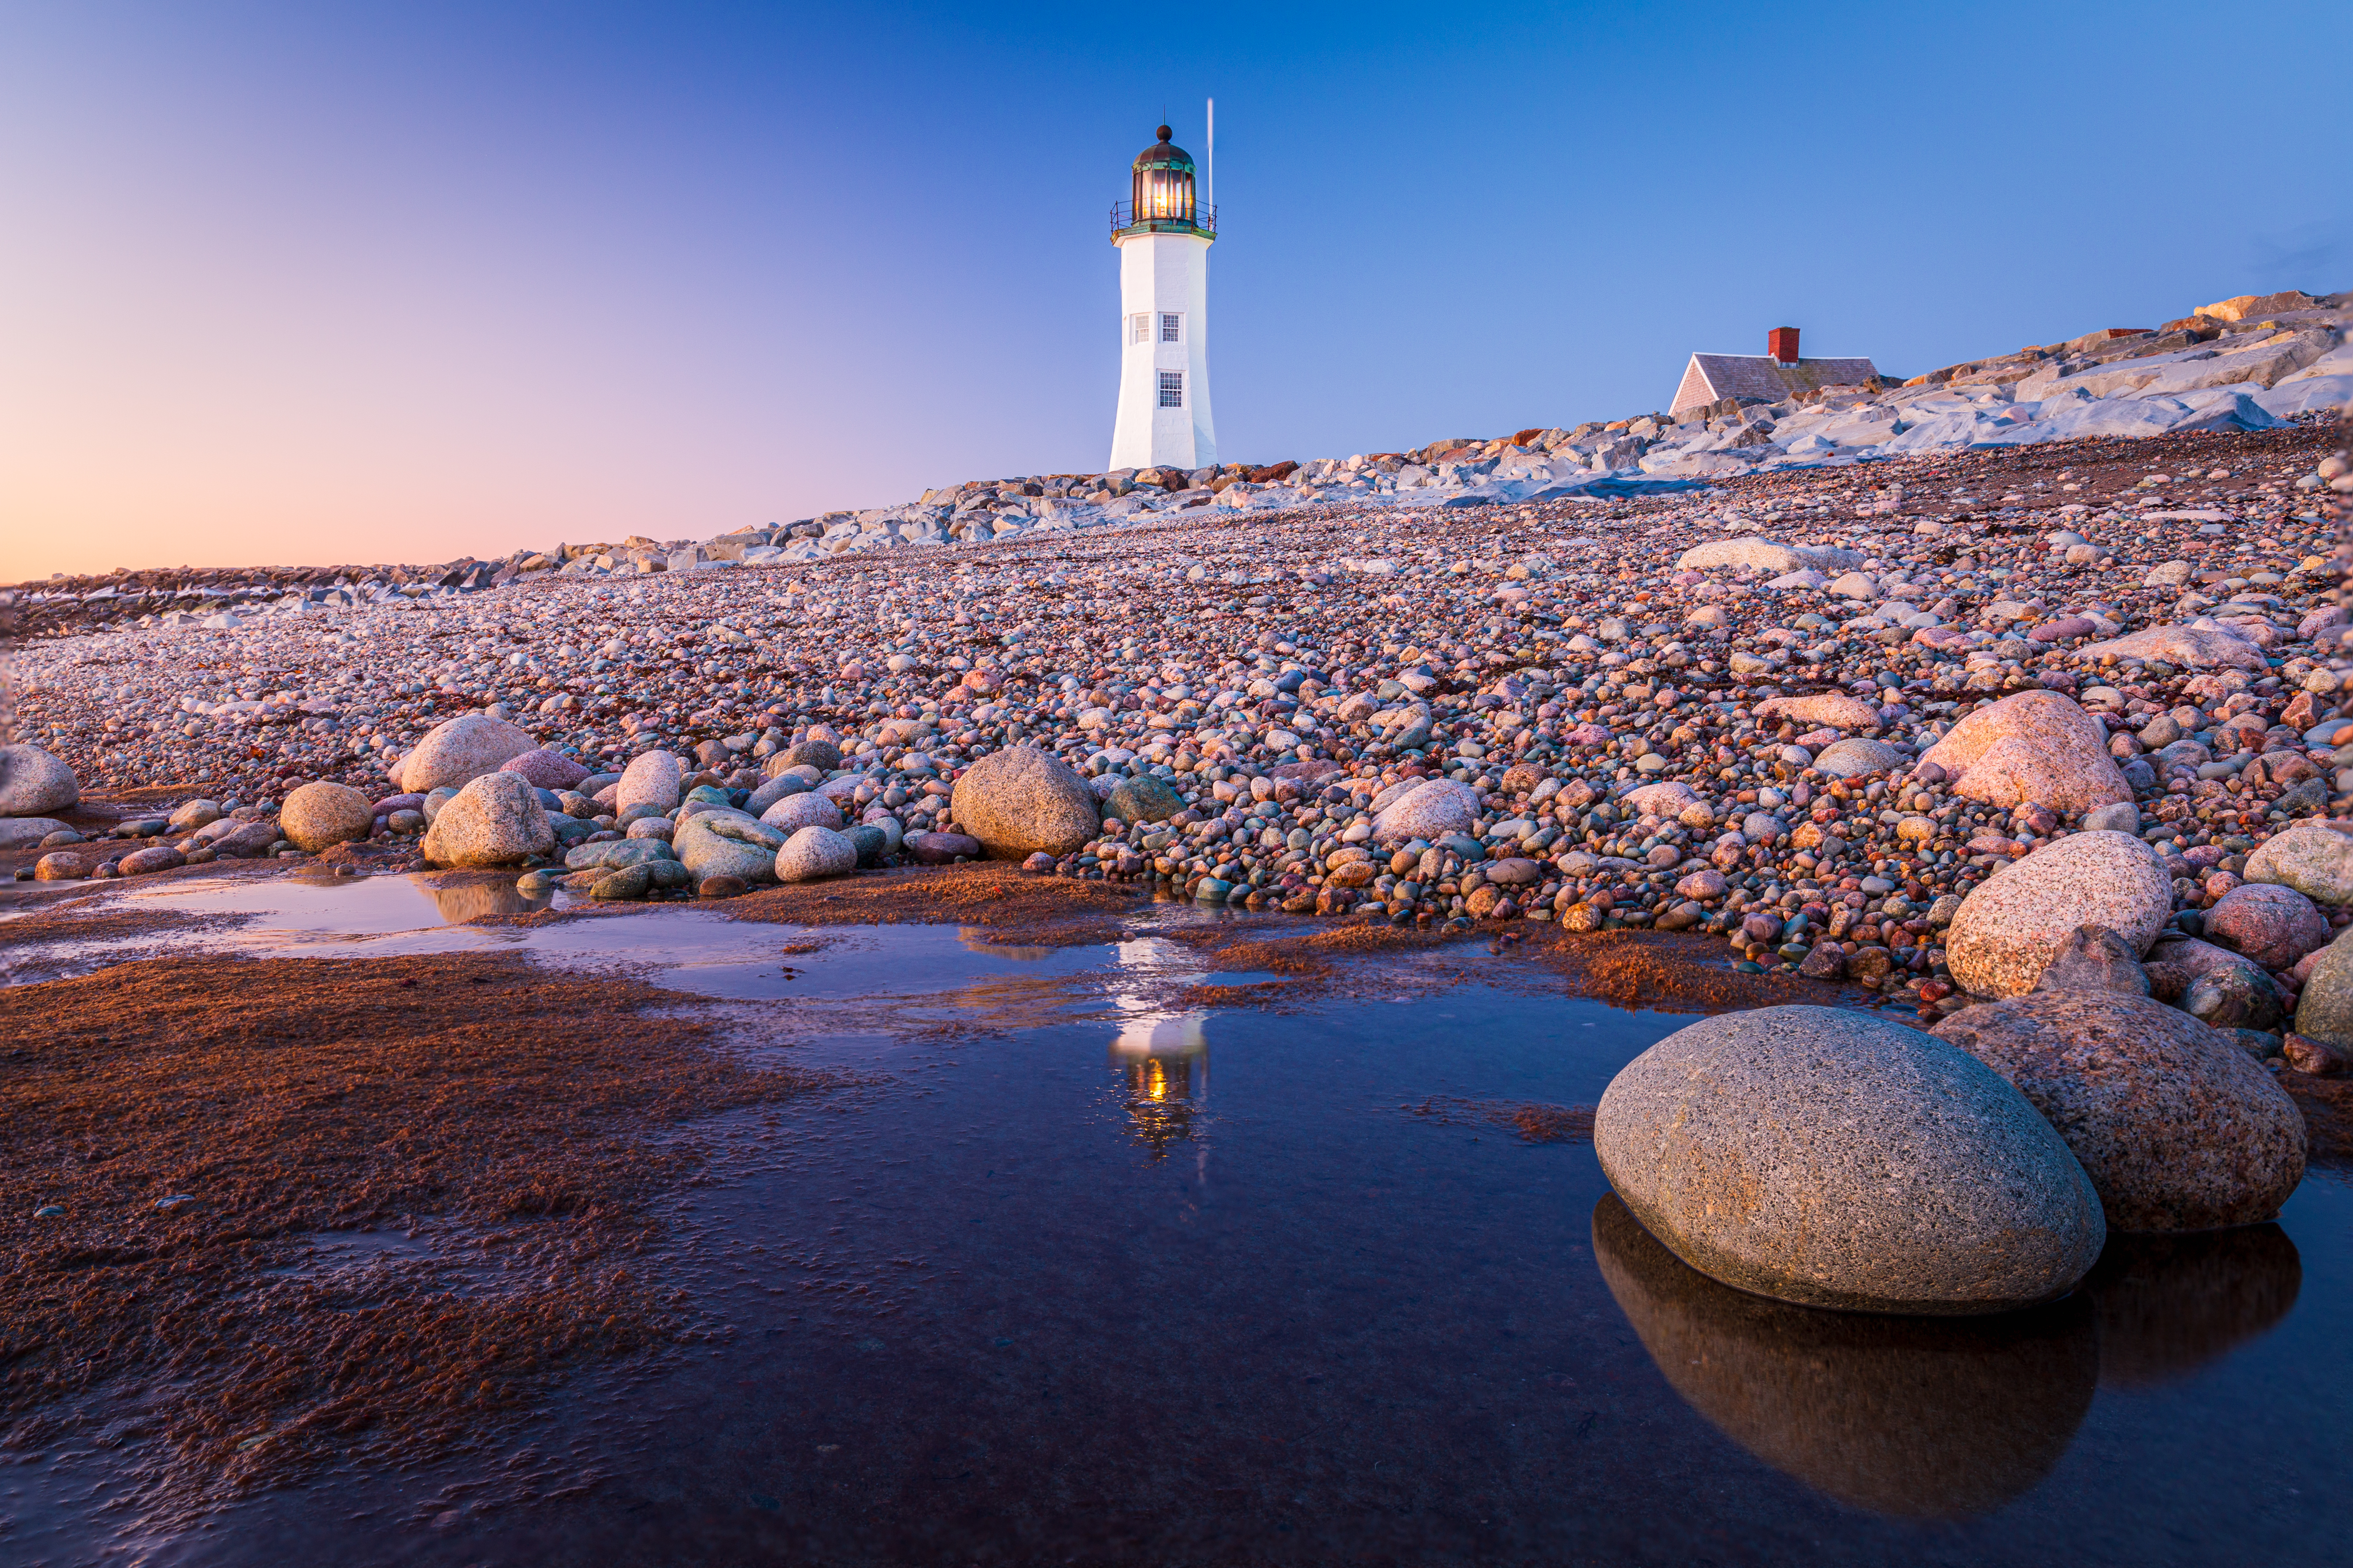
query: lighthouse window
[
  {"left": 1159, "top": 313, "right": 1183, "bottom": 343},
  {"left": 1158, "top": 371, "right": 1184, "bottom": 408},
  {"left": 1129, "top": 313, "right": 1151, "bottom": 345}
]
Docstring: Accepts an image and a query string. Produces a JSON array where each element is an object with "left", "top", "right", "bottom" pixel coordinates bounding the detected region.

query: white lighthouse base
[{"left": 1108, "top": 231, "right": 1215, "bottom": 472}]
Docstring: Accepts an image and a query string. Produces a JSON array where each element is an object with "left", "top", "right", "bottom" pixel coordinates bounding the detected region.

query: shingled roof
[{"left": 1671, "top": 353, "right": 1881, "bottom": 418}]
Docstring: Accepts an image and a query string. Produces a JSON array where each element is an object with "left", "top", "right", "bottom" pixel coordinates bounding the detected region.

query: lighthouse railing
[{"left": 1109, "top": 202, "right": 1217, "bottom": 237}]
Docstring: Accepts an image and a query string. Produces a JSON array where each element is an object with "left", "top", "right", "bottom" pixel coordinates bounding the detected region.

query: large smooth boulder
[
  {"left": 1592, "top": 1194, "right": 2095, "bottom": 1519},
  {"left": 2204, "top": 882, "right": 2330, "bottom": 970},
  {"left": 760, "top": 791, "right": 845, "bottom": 833},
  {"left": 2243, "top": 822, "right": 2353, "bottom": 906},
  {"left": 616, "top": 750, "right": 684, "bottom": 818},
  {"left": 1675, "top": 539, "right": 1861, "bottom": 575},
  {"left": 1593, "top": 1006, "right": 2105, "bottom": 1314},
  {"left": 499, "top": 748, "right": 592, "bottom": 789},
  {"left": 0, "top": 817, "right": 69, "bottom": 850},
  {"left": 2077, "top": 624, "right": 2267, "bottom": 671},
  {"left": 775, "top": 824, "right": 858, "bottom": 882},
  {"left": 398, "top": 714, "right": 537, "bottom": 795},
  {"left": 1917, "top": 691, "right": 2131, "bottom": 814},
  {"left": 1945, "top": 832, "right": 2174, "bottom": 999},
  {"left": 564, "top": 838, "right": 675, "bottom": 871},
  {"left": 672, "top": 811, "right": 783, "bottom": 884},
  {"left": 948, "top": 745, "right": 1099, "bottom": 859},
  {"left": 279, "top": 781, "right": 375, "bottom": 852},
  {"left": 1933, "top": 991, "right": 2304, "bottom": 1232},
  {"left": 1371, "top": 777, "right": 1480, "bottom": 847},
  {"left": 0, "top": 745, "right": 79, "bottom": 816},
  {"left": 419, "top": 772, "right": 555, "bottom": 867}
]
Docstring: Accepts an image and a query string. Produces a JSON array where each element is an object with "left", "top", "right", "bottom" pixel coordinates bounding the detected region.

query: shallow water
[{"left": 7, "top": 881, "right": 2348, "bottom": 1565}]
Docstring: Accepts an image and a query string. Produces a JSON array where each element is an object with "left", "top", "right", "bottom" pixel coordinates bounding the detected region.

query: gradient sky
[{"left": 5, "top": 0, "right": 2348, "bottom": 582}]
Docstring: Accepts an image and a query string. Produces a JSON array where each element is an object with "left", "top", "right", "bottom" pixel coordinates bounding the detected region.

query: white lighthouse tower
[{"left": 1107, "top": 118, "right": 1216, "bottom": 471}]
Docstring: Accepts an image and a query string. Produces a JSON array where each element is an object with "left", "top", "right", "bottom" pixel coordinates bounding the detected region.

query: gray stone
[
  {"left": 279, "top": 781, "right": 375, "bottom": 852},
  {"left": 616, "top": 750, "right": 684, "bottom": 817},
  {"left": 745, "top": 773, "right": 809, "bottom": 815},
  {"left": 775, "top": 824, "right": 858, "bottom": 882},
  {"left": 1104, "top": 773, "right": 1186, "bottom": 824},
  {"left": 2082, "top": 802, "right": 2141, "bottom": 833},
  {"left": 2243, "top": 822, "right": 2353, "bottom": 906},
  {"left": 1812, "top": 738, "right": 1910, "bottom": 779},
  {"left": 420, "top": 772, "right": 555, "bottom": 867},
  {"left": 0, "top": 817, "right": 69, "bottom": 850},
  {"left": 1933, "top": 991, "right": 2305, "bottom": 1232},
  {"left": 780, "top": 738, "right": 843, "bottom": 773},
  {"left": 0, "top": 745, "right": 80, "bottom": 816},
  {"left": 2291, "top": 923, "right": 2353, "bottom": 1049},
  {"left": 672, "top": 811, "right": 783, "bottom": 884},
  {"left": 1945, "top": 832, "right": 2175, "bottom": 999},
  {"left": 905, "top": 830, "right": 982, "bottom": 863},
  {"left": 398, "top": 714, "right": 537, "bottom": 794},
  {"left": 167, "top": 798, "right": 222, "bottom": 832},
  {"left": 760, "top": 791, "right": 845, "bottom": 832},
  {"left": 2182, "top": 963, "right": 2286, "bottom": 1035},
  {"left": 564, "top": 837, "right": 676, "bottom": 871},
  {"left": 949, "top": 744, "right": 1100, "bottom": 858},
  {"left": 2032, "top": 925, "right": 2150, "bottom": 996},
  {"left": 1594, "top": 1005, "right": 2105, "bottom": 1314}
]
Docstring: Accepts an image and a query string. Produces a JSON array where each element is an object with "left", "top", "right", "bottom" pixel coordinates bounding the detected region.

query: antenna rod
[{"left": 1205, "top": 98, "right": 1214, "bottom": 217}]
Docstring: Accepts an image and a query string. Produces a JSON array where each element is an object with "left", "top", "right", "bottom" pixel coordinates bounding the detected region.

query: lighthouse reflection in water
[
  {"left": 1107, "top": 938, "right": 1212, "bottom": 1160},
  {"left": 1112, "top": 1009, "right": 1209, "bottom": 1157}
]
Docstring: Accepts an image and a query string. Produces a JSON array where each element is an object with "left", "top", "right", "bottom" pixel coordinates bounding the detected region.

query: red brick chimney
[{"left": 1768, "top": 327, "right": 1800, "bottom": 366}]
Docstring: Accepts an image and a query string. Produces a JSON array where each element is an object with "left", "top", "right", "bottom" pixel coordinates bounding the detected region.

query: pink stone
[{"left": 500, "top": 748, "right": 591, "bottom": 789}]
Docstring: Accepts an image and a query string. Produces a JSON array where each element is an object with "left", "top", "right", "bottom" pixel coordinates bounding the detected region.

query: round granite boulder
[
  {"left": 419, "top": 772, "right": 555, "bottom": 867},
  {"left": 0, "top": 744, "right": 80, "bottom": 817},
  {"left": 398, "top": 714, "right": 537, "bottom": 795},
  {"left": 1917, "top": 690, "right": 2131, "bottom": 814},
  {"left": 1594, "top": 1006, "right": 2104, "bottom": 1314},
  {"left": 775, "top": 824, "right": 858, "bottom": 883},
  {"left": 949, "top": 745, "right": 1099, "bottom": 859},
  {"left": 616, "top": 750, "right": 684, "bottom": 818},
  {"left": 279, "top": 781, "right": 376, "bottom": 852},
  {"left": 1944, "top": 831, "right": 2174, "bottom": 999},
  {"left": 760, "top": 790, "right": 845, "bottom": 833},
  {"left": 2204, "top": 883, "right": 2330, "bottom": 972},
  {"left": 2243, "top": 822, "right": 2353, "bottom": 908},
  {"left": 1370, "top": 777, "right": 1480, "bottom": 847},
  {"left": 1932, "top": 991, "right": 2305, "bottom": 1232}
]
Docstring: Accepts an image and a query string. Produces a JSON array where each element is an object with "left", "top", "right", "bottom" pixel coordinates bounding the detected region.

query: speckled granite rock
[
  {"left": 279, "top": 780, "right": 375, "bottom": 851},
  {"left": 396, "top": 713, "right": 537, "bottom": 794},
  {"left": 1591, "top": 1193, "right": 2095, "bottom": 1519},
  {"left": 419, "top": 771, "right": 555, "bottom": 866},
  {"left": 2290, "top": 925, "right": 2353, "bottom": 1047},
  {"left": 1594, "top": 1006, "right": 2105, "bottom": 1315},
  {"left": 2203, "top": 884, "right": 2330, "bottom": 971},
  {"left": 1917, "top": 691, "right": 2131, "bottom": 814},
  {"left": 949, "top": 744, "right": 1099, "bottom": 858},
  {"left": 1753, "top": 692, "right": 1882, "bottom": 731},
  {"left": 2243, "top": 822, "right": 2353, "bottom": 906},
  {"left": 0, "top": 744, "right": 80, "bottom": 816},
  {"left": 1946, "top": 832, "right": 2174, "bottom": 999},
  {"left": 615, "top": 749, "right": 684, "bottom": 818},
  {"left": 1933, "top": 991, "right": 2304, "bottom": 1232}
]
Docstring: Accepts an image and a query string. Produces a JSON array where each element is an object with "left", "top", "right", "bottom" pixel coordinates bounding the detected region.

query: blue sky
[{"left": 4, "top": 1, "right": 2347, "bottom": 578}]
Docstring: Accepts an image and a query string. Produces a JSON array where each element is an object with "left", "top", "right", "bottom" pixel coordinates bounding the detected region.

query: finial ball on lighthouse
[{"left": 1108, "top": 119, "right": 1217, "bottom": 473}]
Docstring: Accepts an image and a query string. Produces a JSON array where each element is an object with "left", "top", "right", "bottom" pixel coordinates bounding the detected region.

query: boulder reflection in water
[
  {"left": 2086, "top": 1224, "right": 2302, "bottom": 1390},
  {"left": 1592, "top": 1193, "right": 2096, "bottom": 1520},
  {"left": 426, "top": 877, "right": 549, "bottom": 924}
]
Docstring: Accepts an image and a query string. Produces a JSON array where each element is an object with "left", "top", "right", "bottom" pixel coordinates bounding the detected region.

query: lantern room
[{"left": 1112, "top": 125, "right": 1216, "bottom": 239}]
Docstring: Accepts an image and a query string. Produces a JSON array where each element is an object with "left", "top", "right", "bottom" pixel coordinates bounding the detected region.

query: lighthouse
[{"left": 1107, "top": 119, "right": 1217, "bottom": 472}]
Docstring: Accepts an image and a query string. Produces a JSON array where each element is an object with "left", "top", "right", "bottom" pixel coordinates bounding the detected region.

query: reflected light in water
[{"left": 1110, "top": 939, "right": 1210, "bottom": 1159}]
